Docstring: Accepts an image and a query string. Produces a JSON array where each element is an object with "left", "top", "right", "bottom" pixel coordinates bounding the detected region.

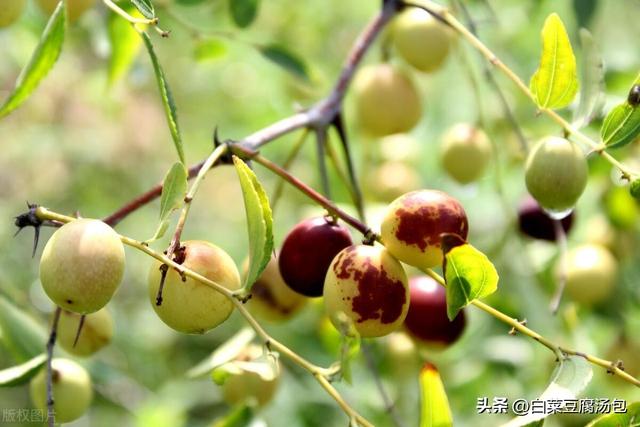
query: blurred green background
[{"left": 1, "top": 0, "right": 640, "bottom": 426}]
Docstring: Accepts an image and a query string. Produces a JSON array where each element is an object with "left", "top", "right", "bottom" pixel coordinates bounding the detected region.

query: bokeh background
[{"left": 1, "top": 0, "right": 640, "bottom": 426}]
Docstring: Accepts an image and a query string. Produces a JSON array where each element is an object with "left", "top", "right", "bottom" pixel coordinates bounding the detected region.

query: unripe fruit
[
  {"left": 440, "top": 123, "right": 492, "bottom": 184},
  {"left": 57, "top": 308, "right": 113, "bottom": 357},
  {"left": 30, "top": 358, "right": 93, "bottom": 423},
  {"left": 0, "top": 0, "right": 26, "bottom": 28},
  {"left": 392, "top": 8, "right": 453, "bottom": 73},
  {"left": 220, "top": 345, "right": 279, "bottom": 407},
  {"left": 404, "top": 276, "right": 465, "bottom": 346},
  {"left": 561, "top": 244, "right": 618, "bottom": 305},
  {"left": 323, "top": 245, "right": 410, "bottom": 338},
  {"left": 353, "top": 63, "right": 422, "bottom": 137},
  {"left": 606, "top": 338, "right": 640, "bottom": 378},
  {"left": 243, "top": 256, "right": 307, "bottom": 322},
  {"left": 381, "top": 190, "right": 469, "bottom": 269},
  {"left": 148, "top": 241, "right": 241, "bottom": 334},
  {"left": 368, "top": 161, "right": 420, "bottom": 202},
  {"left": 525, "top": 136, "right": 588, "bottom": 214},
  {"left": 278, "top": 217, "right": 353, "bottom": 297},
  {"left": 40, "top": 219, "right": 125, "bottom": 314},
  {"left": 517, "top": 196, "right": 574, "bottom": 241},
  {"left": 36, "top": 0, "right": 96, "bottom": 23}
]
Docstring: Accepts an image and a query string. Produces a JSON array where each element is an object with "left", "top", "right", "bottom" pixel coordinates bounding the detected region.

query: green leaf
[
  {"left": 211, "top": 405, "right": 254, "bottom": 427},
  {"left": 158, "top": 162, "right": 187, "bottom": 221},
  {"left": 419, "top": 362, "right": 453, "bottom": 427},
  {"left": 232, "top": 156, "right": 274, "bottom": 292},
  {"left": 259, "top": 44, "right": 310, "bottom": 81},
  {"left": 572, "top": 29, "right": 605, "bottom": 128},
  {"left": 130, "top": 0, "right": 155, "bottom": 19},
  {"left": 329, "top": 312, "right": 360, "bottom": 384},
  {"left": 229, "top": 0, "right": 259, "bottom": 28},
  {"left": 211, "top": 351, "right": 279, "bottom": 386},
  {"left": 586, "top": 402, "right": 640, "bottom": 427},
  {"left": 530, "top": 13, "right": 579, "bottom": 110},
  {"left": 187, "top": 328, "right": 255, "bottom": 378},
  {"left": 0, "top": 296, "right": 47, "bottom": 362},
  {"left": 0, "top": 1, "right": 65, "bottom": 119},
  {"left": 141, "top": 32, "right": 185, "bottom": 164},
  {"left": 601, "top": 76, "right": 640, "bottom": 149},
  {"left": 501, "top": 356, "right": 593, "bottom": 427},
  {"left": 107, "top": 5, "right": 143, "bottom": 85},
  {"left": 0, "top": 354, "right": 46, "bottom": 387},
  {"left": 193, "top": 39, "right": 227, "bottom": 62},
  {"left": 442, "top": 236, "right": 499, "bottom": 320}
]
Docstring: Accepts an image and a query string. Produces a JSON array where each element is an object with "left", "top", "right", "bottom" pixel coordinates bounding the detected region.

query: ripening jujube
[
  {"left": 440, "top": 123, "right": 492, "bottom": 184},
  {"left": 560, "top": 243, "right": 618, "bottom": 305},
  {"left": 56, "top": 308, "right": 114, "bottom": 357}
]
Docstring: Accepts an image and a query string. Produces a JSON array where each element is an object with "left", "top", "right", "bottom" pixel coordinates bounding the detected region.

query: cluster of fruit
[{"left": 0, "top": 0, "right": 96, "bottom": 28}]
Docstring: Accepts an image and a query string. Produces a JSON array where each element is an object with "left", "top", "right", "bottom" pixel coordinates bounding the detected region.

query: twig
[
  {"left": 46, "top": 307, "right": 62, "bottom": 427},
  {"left": 271, "top": 129, "right": 310, "bottom": 213},
  {"left": 315, "top": 128, "right": 332, "bottom": 198}
]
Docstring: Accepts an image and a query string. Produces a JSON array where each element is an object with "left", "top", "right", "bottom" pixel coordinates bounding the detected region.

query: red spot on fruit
[{"left": 393, "top": 191, "right": 468, "bottom": 251}]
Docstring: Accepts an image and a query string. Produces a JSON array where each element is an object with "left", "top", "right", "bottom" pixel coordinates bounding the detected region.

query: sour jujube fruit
[
  {"left": 56, "top": 308, "right": 114, "bottom": 357},
  {"left": 561, "top": 244, "right": 618, "bottom": 305},
  {"left": 440, "top": 123, "right": 492, "bottom": 184},
  {"left": 517, "top": 196, "right": 574, "bottom": 241},
  {"left": 148, "top": 240, "right": 241, "bottom": 334},
  {"left": 353, "top": 63, "right": 422, "bottom": 137},
  {"left": 381, "top": 190, "right": 468, "bottom": 269},
  {"left": 221, "top": 345, "right": 280, "bottom": 407},
  {"left": 39, "top": 218, "right": 125, "bottom": 314},
  {"left": 30, "top": 358, "right": 93, "bottom": 423},
  {"left": 323, "top": 245, "right": 410, "bottom": 338},
  {"left": 404, "top": 276, "right": 465, "bottom": 346},
  {"left": 278, "top": 217, "right": 352, "bottom": 297}
]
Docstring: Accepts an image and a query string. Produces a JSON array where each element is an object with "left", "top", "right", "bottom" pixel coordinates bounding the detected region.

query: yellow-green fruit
[
  {"left": 0, "top": 0, "right": 26, "bottom": 28},
  {"left": 243, "top": 256, "right": 307, "bottom": 322},
  {"left": 30, "top": 358, "right": 93, "bottom": 423},
  {"left": 36, "top": 0, "right": 96, "bottom": 23},
  {"left": 368, "top": 161, "right": 421, "bottom": 202},
  {"left": 353, "top": 64, "right": 422, "bottom": 137},
  {"left": 40, "top": 219, "right": 125, "bottom": 314},
  {"left": 148, "top": 241, "right": 241, "bottom": 334},
  {"left": 392, "top": 8, "right": 453, "bottom": 73},
  {"left": 323, "top": 245, "right": 410, "bottom": 338},
  {"left": 222, "top": 369, "right": 279, "bottom": 407},
  {"left": 561, "top": 244, "right": 618, "bottom": 305},
  {"left": 441, "top": 123, "right": 492, "bottom": 184},
  {"left": 525, "top": 136, "right": 588, "bottom": 213},
  {"left": 57, "top": 308, "right": 113, "bottom": 357}
]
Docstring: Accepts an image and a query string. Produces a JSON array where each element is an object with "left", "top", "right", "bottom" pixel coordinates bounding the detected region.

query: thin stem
[
  {"left": 315, "top": 128, "right": 332, "bottom": 198},
  {"left": 102, "top": 0, "right": 158, "bottom": 25},
  {"left": 332, "top": 113, "right": 366, "bottom": 222},
  {"left": 34, "top": 207, "right": 374, "bottom": 426},
  {"left": 271, "top": 129, "right": 310, "bottom": 213},
  {"left": 549, "top": 220, "right": 568, "bottom": 314},
  {"left": 46, "top": 307, "right": 62, "bottom": 427},
  {"left": 325, "top": 138, "right": 361, "bottom": 210}
]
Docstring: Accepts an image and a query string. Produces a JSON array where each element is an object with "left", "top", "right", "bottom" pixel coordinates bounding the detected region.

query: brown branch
[{"left": 46, "top": 307, "right": 62, "bottom": 427}]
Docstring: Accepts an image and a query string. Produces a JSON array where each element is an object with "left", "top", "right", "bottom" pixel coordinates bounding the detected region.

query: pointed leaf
[
  {"left": 130, "top": 0, "right": 155, "bottom": 19},
  {"left": 229, "top": 0, "right": 259, "bottom": 28},
  {"left": 0, "top": 354, "right": 46, "bottom": 387},
  {"left": 187, "top": 328, "right": 255, "bottom": 378},
  {"left": 211, "top": 405, "right": 254, "bottom": 427},
  {"left": 601, "top": 76, "right": 640, "bottom": 149},
  {"left": 502, "top": 356, "right": 593, "bottom": 427},
  {"left": 572, "top": 29, "right": 605, "bottom": 128},
  {"left": 530, "top": 13, "right": 579, "bottom": 110},
  {"left": 158, "top": 162, "right": 187, "bottom": 221},
  {"left": 259, "top": 44, "right": 310, "bottom": 81},
  {"left": 330, "top": 312, "right": 360, "bottom": 384},
  {"left": 0, "top": 2, "right": 65, "bottom": 119},
  {"left": 141, "top": 32, "right": 185, "bottom": 164},
  {"left": 0, "top": 296, "right": 47, "bottom": 362},
  {"left": 586, "top": 401, "right": 640, "bottom": 427},
  {"left": 107, "top": 5, "right": 143, "bottom": 85},
  {"left": 443, "top": 239, "right": 499, "bottom": 320},
  {"left": 419, "top": 362, "right": 453, "bottom": 427},
  {"left": 232, "top": 156, "right": 273, "bottom": 292}
]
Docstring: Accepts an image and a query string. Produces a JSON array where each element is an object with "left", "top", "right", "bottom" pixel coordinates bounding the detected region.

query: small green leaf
[
  {"left": 232, "top": 156, "right": 274, "bottom": 292},
  {"left": 586, "top": 401, "right": 640, "bottom": 427},
  {"left": 329, "top": 312, "right": 360, "bottom": 384},
  {"left": 0, "top": 296, "right": 47, "bottom": 362},
  {"left": 130, "top": 0, "right": 155, "bottom": 19},
  {"left": 229, "top": 0, "right": 259, "bottom": 28},
  {"left": 107, "top": 5, "right": 143, "bottom": 85},
  {"left": 211, "top": 352, "right": 279, "bottom": 386},
  {"left": 601, "top": 77, "right": 640, "bottom": 149},
  {"left": 159, "top": 162, "right": 187, "bottom": 221},
  {"left": 141, "top": 32, "right": 185, "bottom": 164},
  {"left": 572, "top": 29, "right": 605, "bottom": 128},
  {"left": 193, "top": 39, "right": 227, "bottom": 62},
  {"left": 259, "top": 44, "right": 310, "bottom": 81},
  {"left": 530, "top": 13, "right": 579, "bottom": 110},
  {"left": 0, "top": 1, "right": 65, "bottom": 119},
  {"left": 442, "top": 236, "right": 499, "bottom": 320},
  {"left": 0, "top": 354, "right": 46, "bottom": 387},
  {"left": 211, "top": 405, "right": 254, "bottom": 427},
  {"left": 502, "top": 356, "right": 592, "bottom": 427},
  {"left": 187, "top": 328, "right": 255, "bottom": 378},
  {"left": 419, "top": 362, "right": 453, "bottom": 427}
]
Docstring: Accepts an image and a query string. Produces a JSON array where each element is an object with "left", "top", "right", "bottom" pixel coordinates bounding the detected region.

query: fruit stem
[
  {"left": 549, "top": 220, "right": 568, "bottom": 314},
  {"left": 45, "top": 307, "right": 61, "bottom": 427},
  {"left": 102, "top": 0, "right": 158, "bottom": 26}
]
